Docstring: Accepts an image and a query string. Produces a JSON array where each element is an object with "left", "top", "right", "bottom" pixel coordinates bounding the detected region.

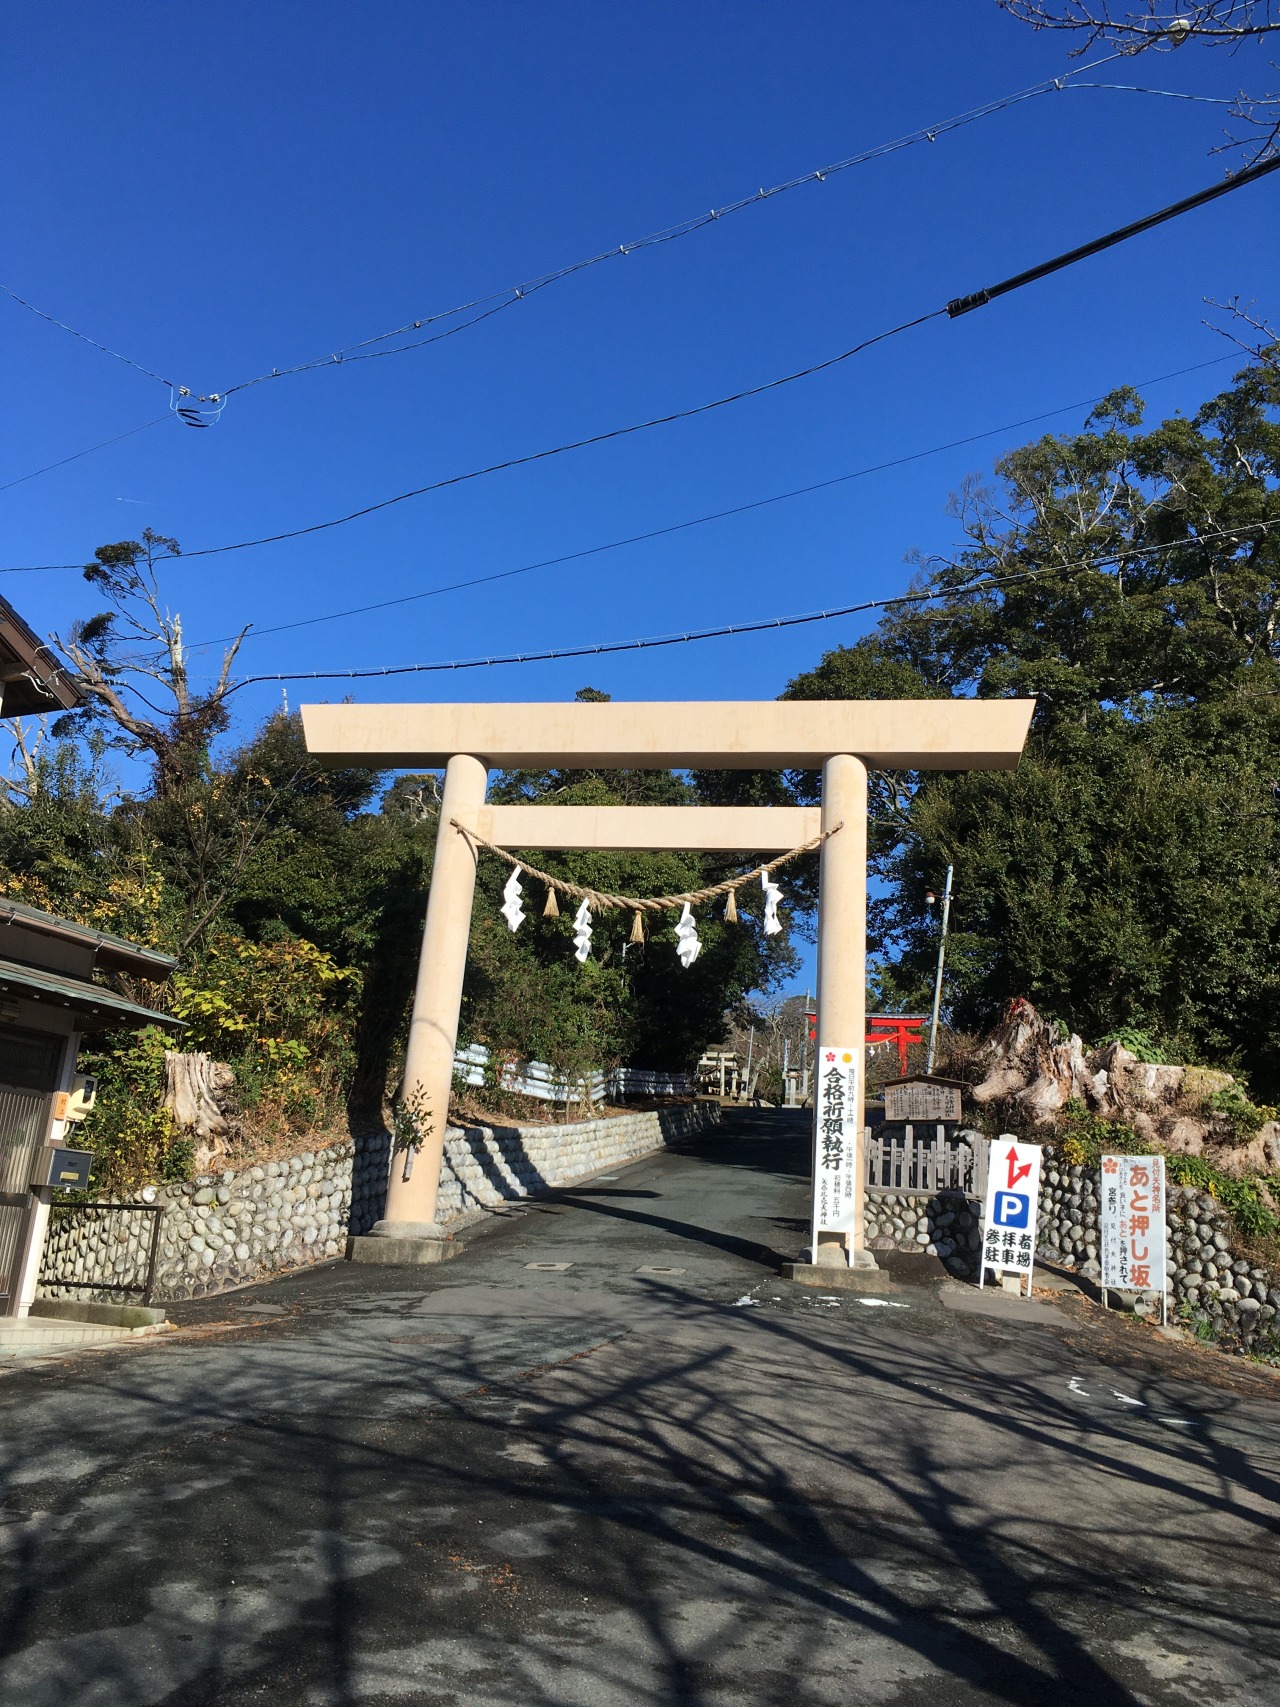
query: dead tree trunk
[{"left": 163, "top": 1051, "right": 236, "bottom": 1172}]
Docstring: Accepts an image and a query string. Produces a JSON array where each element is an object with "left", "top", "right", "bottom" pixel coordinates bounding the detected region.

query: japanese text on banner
[
  {"left": 813, "top": 1045, "right": 859, "bottom": 1233},
  {"left": 1100, "top": 1154, "right": 1166, "bottom": 1293}
]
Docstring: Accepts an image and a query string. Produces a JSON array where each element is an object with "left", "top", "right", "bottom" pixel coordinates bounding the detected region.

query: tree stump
[{"left": 163, "top": 1051, "right": 237, "bottom": 1171}]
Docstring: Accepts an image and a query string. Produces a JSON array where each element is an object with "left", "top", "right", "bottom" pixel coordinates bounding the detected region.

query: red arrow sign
[{"left": 1005, "top": 1146, "right": 1033, "bottom": 1189}]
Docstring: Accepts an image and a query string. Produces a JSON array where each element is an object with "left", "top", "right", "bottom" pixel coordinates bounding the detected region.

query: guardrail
[
  {"left": 452, "top": 1046, "right": 695, "bottom": 1104},
  {"left": 864, "top": 1125, "right": 986, "bottom": 1198},
  {"left": 38, "top": 1202, "right": 166, "bottom": 1304}
]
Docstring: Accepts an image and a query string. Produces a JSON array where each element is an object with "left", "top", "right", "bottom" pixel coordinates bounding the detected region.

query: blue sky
[{"left": 3, "top": 2, "right": 1277, "bottom": 995}]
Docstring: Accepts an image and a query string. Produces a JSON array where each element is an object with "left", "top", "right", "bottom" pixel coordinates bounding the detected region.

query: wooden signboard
[{"left": 883, "top": 1075, "right": 964, "bottom": 1124}]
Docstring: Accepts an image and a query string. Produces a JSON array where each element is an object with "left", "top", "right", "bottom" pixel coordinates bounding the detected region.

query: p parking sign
[{"left": 979, "top": 1137, "right": 1044, "bottom": 1297}]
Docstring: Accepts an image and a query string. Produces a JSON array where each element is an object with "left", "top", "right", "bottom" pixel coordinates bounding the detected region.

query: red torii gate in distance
[{"left": 809, "top": 1011, "right": 926, "bottom": 1077}]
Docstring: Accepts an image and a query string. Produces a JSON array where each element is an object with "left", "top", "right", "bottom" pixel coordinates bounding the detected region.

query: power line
[
  {"left": 0, "top": 413, "right": 174, "bottom": 496},
  {"left": 191, "top": 351, "right": 1237, "bottom": 649},
  {"left": 0, "top": 310, "right": 945, "bottom": 572},
  {"left": 217, "top": 53, "right": 1139, "bottom": 398},
  {"left": 0, "top": 283, "right": 174, "bottom": 388},
  {"left": 214, "top": 61, "right": 1241, "bottom": 399},
  {"left": 0, "top": 64, "right": 1238, "bottom": 422},
  {"left": 8, "top": 155, "right": 1277, "bottom": 577},
  {"left": 228, "top": 519, "right": 1280, "bottom": 688},
  {"left": 946, "top": 152, "right": 1280, "bottom": 318}
]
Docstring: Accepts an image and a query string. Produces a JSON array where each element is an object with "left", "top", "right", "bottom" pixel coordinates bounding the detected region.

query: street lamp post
[{"left": 925, "top": 864, "right": 954, "bottom": 1073}]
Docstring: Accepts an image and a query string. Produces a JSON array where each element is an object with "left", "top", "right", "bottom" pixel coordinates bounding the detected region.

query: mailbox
[{"left": 30, "top": 1147, "right": 94, "bottom": 1190}]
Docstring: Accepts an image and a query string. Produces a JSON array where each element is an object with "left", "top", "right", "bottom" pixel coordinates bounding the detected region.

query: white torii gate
[{"left": 303, "top": 698, "right": 1033, "bottom": 1266}]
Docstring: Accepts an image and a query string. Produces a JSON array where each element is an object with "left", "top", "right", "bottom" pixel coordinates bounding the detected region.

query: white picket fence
[{"left": 453, "top": 1044, "right": 692, "bottom": 1104}]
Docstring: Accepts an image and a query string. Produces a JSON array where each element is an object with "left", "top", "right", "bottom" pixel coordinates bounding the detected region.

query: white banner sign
[
  {"left": 812, "top": 1044, "right": 860, "bottom": 1237},
  {"left": 1100, "top": 1154, "right": 1167, "bottom": 1294},
  {"left": 980, "top": 1137, "right": 1044, "bottom": 1285}
]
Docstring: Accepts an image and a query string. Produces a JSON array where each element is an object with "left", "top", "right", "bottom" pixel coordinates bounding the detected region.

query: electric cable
[
  {"left": 219, "top": 52, "right": 1245, "bottom": 399},
  {"left": 6, "top": 155, "right": 1276, "bottom": 576},
  {"left": 946, "top": 152, "right": 1280, "bottom": 318},
  {"left": 190, "top": 351, "right": 1236, "bottom": 648},
  {"left": 0, "top": 413, "right": 175, "bottom": 496},
  {"left": 0, "top": 283, "right": 174, "bottom": 388},
  {"left": 225, "top": 518, "right": 1280, "bottom": 688},
  {"left": 0, "top": 61, "right": 1238, "bottom": 420}
]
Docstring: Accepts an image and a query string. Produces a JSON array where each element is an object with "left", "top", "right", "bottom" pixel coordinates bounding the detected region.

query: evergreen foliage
[{"left": 783, "top": 355, "right": 1280, "bottom": 1092}]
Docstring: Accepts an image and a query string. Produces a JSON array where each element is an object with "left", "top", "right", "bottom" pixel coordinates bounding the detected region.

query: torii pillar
[{"left": 302, "top": 699, "right": 1033, "bottom": 1264}]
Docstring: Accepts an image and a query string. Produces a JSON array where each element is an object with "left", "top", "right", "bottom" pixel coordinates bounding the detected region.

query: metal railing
[
  {"left": 453, "top": 1045, "right": 694, "bottom": 1104},
  {"left": 38, "top": 1202, "right": 166, "bottom": 1305},
  {"left": 864, "top": 1125, "right": 986, "bottom": 1199}
]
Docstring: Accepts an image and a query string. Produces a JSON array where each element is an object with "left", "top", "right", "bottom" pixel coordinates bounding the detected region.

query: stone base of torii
[{"left": 302, "top": 698, "right": 1032, "bottom": 1268}]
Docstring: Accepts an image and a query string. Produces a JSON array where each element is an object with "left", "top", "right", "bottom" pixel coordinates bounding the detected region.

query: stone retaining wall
[
  {"left": 864, "top": 1192, "right": 982, "bottom": 1274},
  {"left": 865, "top": 1160, "right": 1280, "bottom": 1358},
  {"left": 1037, "top": 1163, "right": 1280, "bottom": 1356},
  {"left": 39, "top": 1102, "right": 721, "bottom": 1304}
]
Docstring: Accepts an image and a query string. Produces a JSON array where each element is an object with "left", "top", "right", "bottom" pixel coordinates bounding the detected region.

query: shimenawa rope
[{"left": 450, "top": 817, "right": 840, "bottom": 916}]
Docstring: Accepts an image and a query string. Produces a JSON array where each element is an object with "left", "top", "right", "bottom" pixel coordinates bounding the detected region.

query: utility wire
[
  {"left": 0, "top": 63, "right": 1237, "bottom": 414},
  {"left": 192, "top": 351, "right": 1236, "bottom": 648},
  {"left": 227, "top": 518, "right": 1280, "bottom": 688},
  {"left": 7, "top": 154, "right": 1277, "bottom": 577},
  {"left": 0, "top": 283, "right": 174, "bottom": 388},
  {"left": 947, "top": 152, "right": 1280, "bottom": 317},
  {"left": 1, "top": 311, "right": 945, "bottom": 571},
  {"left": 0, "top": 413, "right": 175, "bottom": 495},
  {"left": 217, "top": 53, "right": 1137, "bottom": 396}
]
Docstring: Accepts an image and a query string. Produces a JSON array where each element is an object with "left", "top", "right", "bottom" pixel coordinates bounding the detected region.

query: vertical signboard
[
  {"left": 1100, "top": 1153, "right": 1168, "bottom": 1321},
  {"left": 979, "top": 1137, "right": 1044, "bottom": 1297},
  {"left": 811, "top": 1045, "right": 859, "bottom": 1258}
]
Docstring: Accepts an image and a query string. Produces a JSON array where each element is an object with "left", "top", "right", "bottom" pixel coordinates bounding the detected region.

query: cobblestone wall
[
  {"left": 864, "top": 1192, "right": 982, "bottom": 1275},
  {"left": 865, "top": 1160, "right": 1280, "bottom": 1357},
  {"left": 1037, "top": 1163, "right": 1280, "bottom": 1355},
  {"left": 39, "top": 1103, "right": 721, "bottom": 1304}
]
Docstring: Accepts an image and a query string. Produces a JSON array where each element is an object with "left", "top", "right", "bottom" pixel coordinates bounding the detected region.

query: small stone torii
[{"left": 302, "top": 698, "right": 1032, "bottom": 1268}]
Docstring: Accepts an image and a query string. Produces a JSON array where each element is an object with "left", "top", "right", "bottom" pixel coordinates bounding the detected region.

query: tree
[
  {"left": 467, "top": 687, "right": 799, "bottom": 1075},
  {"left": 782, "top": 356, "right": 1280, "bottom": 1091},
  {"left": 55, "top": 530, "right": 247, "bottom": 800},
  {"left": 996, "top": 1, "right": 1280, "bottom": 160}
]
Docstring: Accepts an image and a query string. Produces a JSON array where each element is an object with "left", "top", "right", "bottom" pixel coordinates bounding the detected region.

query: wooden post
[
  {"left": 813, "top": 753, "right": 872, "bottom": 1267},
  {"left": 373, "top": 752, "right": 488, "bottom": 1240}
]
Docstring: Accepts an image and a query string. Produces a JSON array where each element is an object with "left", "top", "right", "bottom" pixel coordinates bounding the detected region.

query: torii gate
[{"left": 302, "top": 698, "right": 1032, "bottom": 1268}]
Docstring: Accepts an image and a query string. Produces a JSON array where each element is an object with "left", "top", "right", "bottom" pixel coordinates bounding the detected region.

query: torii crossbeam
[{"left": 303, "top": 698, "right": 1033, "bottom": 1268}]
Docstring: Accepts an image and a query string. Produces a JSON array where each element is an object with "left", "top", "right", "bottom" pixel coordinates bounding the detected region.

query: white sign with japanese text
[
  {"left": 1100, "top": 1154, "right": 1167, "bottom": 1294},
  {"left": 980, "top": 1137, "right": 1043, "bottom": 1287},
  {"left": 812, "top": 1044, "right": 860, "bottom": 1238}
]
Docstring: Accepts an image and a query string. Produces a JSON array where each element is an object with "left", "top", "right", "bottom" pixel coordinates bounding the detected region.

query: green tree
[{"left": 784, "top": 357, "right": 1280, "bottom": 1089}]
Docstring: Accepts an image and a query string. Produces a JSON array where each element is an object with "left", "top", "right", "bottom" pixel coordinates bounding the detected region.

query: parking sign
[{"left": 979, "top": 1137, "right": 1043, "bottom": 1296}]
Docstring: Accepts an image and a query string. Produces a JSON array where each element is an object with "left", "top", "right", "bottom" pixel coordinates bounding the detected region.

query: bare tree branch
[
  {"left": 997, "top": 1, "right": 1280, "bottom": 159},
  {"left": 50, "top": 530, "right": 250, "bottom": 799}
]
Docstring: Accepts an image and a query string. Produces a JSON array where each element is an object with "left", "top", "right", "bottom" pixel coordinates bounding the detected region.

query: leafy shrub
[
  {"left": 1055, "top": 1100, "right": 1142, "bottom": 1168},
  {"left": 171, "top": 933, "right": 360, "bottom": 1125},
  {"left": 1208, "top": 1082, "right": 1277, "bottom": 1141},
  {"left": 1164, "top": 1153, "right": 1280, "bottom": 1241},
  {"left": 1097, "top": 1027, "right": 1165, "bottom": 1063},
  {"left": 76, "top": 1025, "right": 188, "bottom": 1192}
]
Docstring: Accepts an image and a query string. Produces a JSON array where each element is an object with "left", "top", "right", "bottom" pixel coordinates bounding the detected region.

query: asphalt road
[{"left": 2, "top": 1109, "right": 1278, "bottom": 1707}]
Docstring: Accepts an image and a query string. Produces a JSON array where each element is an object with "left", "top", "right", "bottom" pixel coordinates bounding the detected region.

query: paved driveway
[{"left": 1, "top": 1110, "right": 1278, "bottom": 1706}]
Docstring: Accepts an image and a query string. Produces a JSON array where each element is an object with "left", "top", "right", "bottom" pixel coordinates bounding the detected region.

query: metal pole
[{"left": 926, "top": 864, "right": 954, "bottom": 1073}]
